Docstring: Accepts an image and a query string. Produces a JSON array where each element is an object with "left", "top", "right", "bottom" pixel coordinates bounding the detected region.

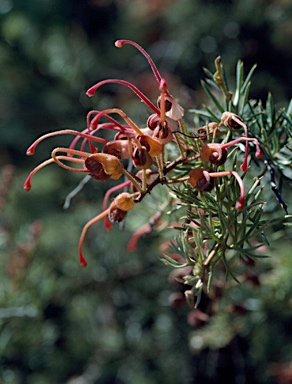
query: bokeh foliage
[{"left": 0, "top": 0, "right": 292, "bottom": 383}]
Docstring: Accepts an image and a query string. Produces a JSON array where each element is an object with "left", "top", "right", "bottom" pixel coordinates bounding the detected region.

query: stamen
[
  {"left": 68, "top": 122, "right": 125, "bottom": 154},
  {"left": 86, "top": 112, "right": 129, "bottom": 132},
  {"left": 221, "top": 137, "right": 262, "bottom": 158},
  {"left": 159, "top": 79, "right": 167, "bottom": 127},
  {"left": 78, "top": 209, "right": 110, "bottom": 267},
  {"left": 26, "top": 129, "right": 108, "bottom": 156},
  {"left": 89, "top": 108, "right": 144, "bottom": 137},
  {"left": 24, "top": 158, "right": 56, "bottom": 191},
  {"left": 23, "top": 151, "right": 88, "bottom": 191},
  {"left": 51, "top": 148, "right": 91, "bottom": 171},
  {"left": 115, "top": 39, "right": 163, "bottom": 84},
  {"left": 86, "top": 79, "right": 160, "bottom": 114},
  {"left": 226, "top": 114, "right": 249, "bottom": 172}
]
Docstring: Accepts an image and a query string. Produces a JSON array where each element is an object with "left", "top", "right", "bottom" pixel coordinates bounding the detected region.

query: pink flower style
[{"left": 24, "top": 39, "right": 262, "bottom": 266}]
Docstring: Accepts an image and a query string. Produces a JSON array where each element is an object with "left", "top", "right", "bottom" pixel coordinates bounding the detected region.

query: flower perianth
[
  {"left": 102, "top": 181, "right": 132, "bottom": 231},
  {"left": 85, "top": 153, "right": 143, "bottom": 192},
  {"left": 108, "top": 192, "right": 136, "bottom": 223},
  {"left": 200, "top": 143, "right": 228, "bottom": 166},
  {"left": 188, "top": 168, "right": 214, "bottom": 192},
  {"left": 188, "top": 168, "right": 245, "bottom": 209},
  {"left": 112, "top": 192, "right": 135, "bottom": 211},
  {"left": 84, "top": 153, "right": 124, "bottom": 180},
  {"left": 201, "top": 137, "right": 262, "bottom": 167}
]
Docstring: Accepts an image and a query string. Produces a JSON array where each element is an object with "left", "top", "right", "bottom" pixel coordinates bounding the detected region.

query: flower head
[{"left": 24, "top": 37, "right": 272, "bottom": 312}]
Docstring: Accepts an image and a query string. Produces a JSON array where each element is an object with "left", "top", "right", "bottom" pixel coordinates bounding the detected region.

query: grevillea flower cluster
[{"left": 25, "top": 39, "right": 287, "bottom": 306}]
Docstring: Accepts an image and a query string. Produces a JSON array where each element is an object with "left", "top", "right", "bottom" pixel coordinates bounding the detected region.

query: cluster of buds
[{"left": 24, "top": 39, "right": 263, "bottom": 303}]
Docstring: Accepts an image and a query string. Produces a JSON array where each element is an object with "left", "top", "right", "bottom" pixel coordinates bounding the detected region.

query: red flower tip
[
  {"left": 79, "top": 253, "right": 87, "bottom": 267},
  {"left": 26, "top": 146, "right": 35, "bottom": 156},
  {"left": 114, "top": 40, "right": 123, "bottom": 48},
  {"left": 23, "top": 177, "right": 32, "bottom": 191},
  {"left": 240, "top": 161, "right": 248, "bottom": 172},
  {"left": 86, "top": 88, "right": 95, "bottom": 97},
  {"left": 256, "top": 148, "right": 263, "bottom": 158},
  {"left": 236, "top": 198, "right": 245, "bottom": 210}
]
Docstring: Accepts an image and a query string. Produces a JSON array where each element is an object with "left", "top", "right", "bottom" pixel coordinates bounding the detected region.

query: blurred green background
[{"left": 0, "top": 0, "right": 292, "bottom": 383}]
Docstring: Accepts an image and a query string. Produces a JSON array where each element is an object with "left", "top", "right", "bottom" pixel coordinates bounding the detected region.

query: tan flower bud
[
  {"left": 85, "top": 153, "right": 123, "bottom": 180},
  {"left": 221, "top": 112, "right": 242, "bottom": 129},
  {"left": 201, "top": 143, "right": 228, "bottom": 166},
  {"left": 188, "top": 168, "right": 214, "bottom": 192},
  {"left": 113, "top": 192, "right": 135, "bottom": 211}
]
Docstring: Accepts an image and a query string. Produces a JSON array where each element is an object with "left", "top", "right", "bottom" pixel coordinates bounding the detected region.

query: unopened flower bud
[
  {"left": 108, "top": 192, "right": 135, "bottom": 223},
  {"left": 114, "top": 192, "right": 135, "bottom": 211}
]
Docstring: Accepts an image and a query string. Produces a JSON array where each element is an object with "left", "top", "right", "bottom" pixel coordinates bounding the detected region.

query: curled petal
[
  {"left": 201, "top": 143, "right": 228, "bottom": 166},
  {"left": 220, "top": 112, "right": 243, "bottom": 130},
  {"left": 132, "top": 147, "right": 153, "bottom": 170},
  {"left": 102, "top": 140, "right": 132, "bottom": 159},
  {"left": 188, "top": 168, "right": 214, "bottom": 191},
  {"left": 108, "top": 207, "right": 127, "bottom": 223},
  {"left": 138, "top": 135, "right": 163, "bottom": 157},
  {"left": 197, "top": 122, "right": 220, "bottom": 140},
  {"left": 86, "top": 153, "right": 123, "bottom": 179},
  {"left": 85, "top": 156, "right": 110, "bottom": 181}
]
